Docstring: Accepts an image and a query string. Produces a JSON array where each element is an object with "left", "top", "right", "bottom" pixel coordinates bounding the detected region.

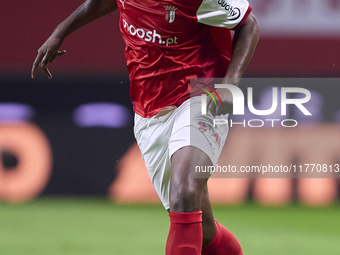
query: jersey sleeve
[{"left": 196, "top": 0, "right": 252, "bottom": 30}]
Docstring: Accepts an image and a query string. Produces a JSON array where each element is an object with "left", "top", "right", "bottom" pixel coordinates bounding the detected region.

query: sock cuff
[{"left": 169, "top": 211, "right": 202, "bottom": 224}]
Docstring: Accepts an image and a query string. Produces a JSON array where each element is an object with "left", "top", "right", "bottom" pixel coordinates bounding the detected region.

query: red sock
[
  {"left": 166, "top": 211, "right": 203, "bottom": 255},
  {"left": 201, "top": 220, "right": 243, "bottom": 255}
]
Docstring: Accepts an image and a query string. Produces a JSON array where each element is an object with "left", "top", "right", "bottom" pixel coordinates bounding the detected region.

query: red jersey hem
[{"left": 134, "top": 95, "right": 190, "bottom": 118}]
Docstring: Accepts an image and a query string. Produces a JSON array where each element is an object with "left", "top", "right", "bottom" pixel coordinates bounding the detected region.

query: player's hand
[
  {"left": 31, "top": 36, "right": 66, "bottom": 79},
  {"left": 207, "top": 88, "right": 233, "bottom": 116}
]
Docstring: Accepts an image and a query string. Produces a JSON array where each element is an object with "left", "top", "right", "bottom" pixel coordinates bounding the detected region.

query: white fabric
[
  {"left": 197, "top": 0, "right": 250, "bottom": 29},
  {"left": 134, "top": 97, "right": 229, "bottom": 209}
]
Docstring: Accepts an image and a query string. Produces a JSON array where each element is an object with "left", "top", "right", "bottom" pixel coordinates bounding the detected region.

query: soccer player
[{"left": 31, "top": 0, "right": 260, "bottom": 254}]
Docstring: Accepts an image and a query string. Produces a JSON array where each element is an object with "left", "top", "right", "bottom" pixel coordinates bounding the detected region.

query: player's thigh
[
  {"left": 168, "top": 98, "right": 228, "bottom": 211},
  {"left": 170, "top": 96, "right": 229, "bottom": 170}
]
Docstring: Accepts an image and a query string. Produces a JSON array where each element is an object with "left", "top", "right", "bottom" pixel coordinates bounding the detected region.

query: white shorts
[{"left": 134, "top": 96, "right": 229, "bottom": 209}]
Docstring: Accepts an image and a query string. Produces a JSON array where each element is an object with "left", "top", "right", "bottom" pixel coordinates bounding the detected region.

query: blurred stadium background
[{"left": 1, "top": 0, "right": 340, "bottom": 254}]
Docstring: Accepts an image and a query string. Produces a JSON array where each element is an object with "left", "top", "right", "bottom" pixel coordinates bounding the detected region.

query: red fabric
[
  {"left": 117, "top": 0, "right": 234, "bottom": 118},
  {"left": 166, "top": 211, "right": 203, "bottom": 255},
  {"left": 209, "top": 26, "right": 233, "bottom": 68},
  {"left": 201, "top": 220, "right": 243, "bottom": 255}
]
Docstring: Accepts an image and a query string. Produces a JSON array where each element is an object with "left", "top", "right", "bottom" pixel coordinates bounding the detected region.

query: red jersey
[{"left": 117, "top": 0, "right": 252, "bottom": 117}]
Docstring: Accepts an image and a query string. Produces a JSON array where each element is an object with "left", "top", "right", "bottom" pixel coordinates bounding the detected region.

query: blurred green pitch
[{"left": 0, "top": 198, "right": 339, "bottom": 255}]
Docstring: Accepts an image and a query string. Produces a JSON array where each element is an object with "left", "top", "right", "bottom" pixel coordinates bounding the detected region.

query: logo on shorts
[{"left": 165, "top": 5, "right": 177, "bottom": 23}]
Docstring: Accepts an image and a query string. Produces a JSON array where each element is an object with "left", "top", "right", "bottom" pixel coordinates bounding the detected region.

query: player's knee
[{"left": 170, "top": 188, "right": 200, "bottom": 212}]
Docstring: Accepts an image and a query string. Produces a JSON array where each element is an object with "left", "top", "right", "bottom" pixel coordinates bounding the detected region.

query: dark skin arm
[
  {"left": 209, "top": 12, "right": 260, "bottom": 116},
  {"left": 31, "top": 0, "right": 118, "bottom": 79}
]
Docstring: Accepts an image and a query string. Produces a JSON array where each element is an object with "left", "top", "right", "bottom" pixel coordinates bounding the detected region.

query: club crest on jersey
[{"left": 165, "top": 6, "right": 177, "bottom": 23}]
